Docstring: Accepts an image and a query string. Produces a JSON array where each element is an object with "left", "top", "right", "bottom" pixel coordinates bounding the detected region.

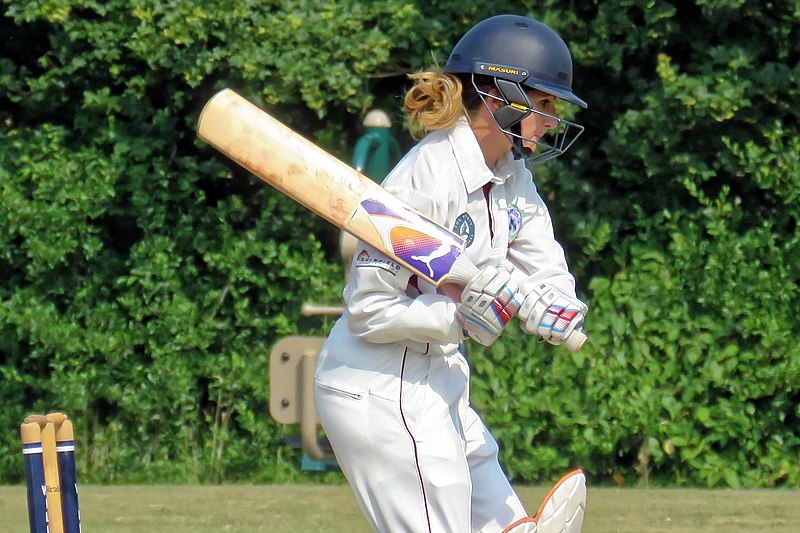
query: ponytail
[{"left": 403, "top": 71, "right": 466, "bottom": 139}]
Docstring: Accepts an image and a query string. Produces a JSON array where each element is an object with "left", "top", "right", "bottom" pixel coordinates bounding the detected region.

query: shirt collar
[
  {"left": 495, "top": 151, "right": 527, "bottom": 182},
  {"left": 448, "top": 117, "right": 518, "bottom": 193}
]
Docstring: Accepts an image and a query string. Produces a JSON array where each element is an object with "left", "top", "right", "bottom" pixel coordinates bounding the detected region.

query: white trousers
[{"left": 315, "top": 346, "right": 527, "bottom": 533}]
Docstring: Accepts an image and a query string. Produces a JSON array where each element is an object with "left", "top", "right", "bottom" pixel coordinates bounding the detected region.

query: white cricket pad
[
  {"left": 502, "top": 469, "right": 587, "bottom": 533},
  {"left": 534, "top": 469, "right": 586, "bottom": 533}
]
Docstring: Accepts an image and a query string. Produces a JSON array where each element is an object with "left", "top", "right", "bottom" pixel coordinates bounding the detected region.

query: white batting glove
[
  {"left": 518, "top": 283, "right": 588, "bottom": 346},
  {"left": 457, "top": 262, "right": 521, "bottom": 346}
]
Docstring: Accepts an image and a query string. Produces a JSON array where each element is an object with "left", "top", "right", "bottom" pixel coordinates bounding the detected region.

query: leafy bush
[{"left": 1, "top": 0, "right": 798, "bottom": 487}]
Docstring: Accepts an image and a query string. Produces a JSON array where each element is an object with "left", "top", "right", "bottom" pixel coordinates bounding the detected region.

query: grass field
[{"left": 2, "top": 483, "right": 799, "bottom": 532}]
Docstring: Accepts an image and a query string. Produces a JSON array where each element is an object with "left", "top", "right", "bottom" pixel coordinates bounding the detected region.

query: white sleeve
[
  {"left": 344, "top": 242, "right": 464, "bottom": 346},
  {"left": 507, "top": 184, "right": 577, "bottom": 298}
]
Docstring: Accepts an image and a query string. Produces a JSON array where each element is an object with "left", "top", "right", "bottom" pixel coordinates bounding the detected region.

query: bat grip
[
  {"left": 445, "top": 254, "right": 481, "bottom": 285},
  {"left": 563, "top": 329, "right": 587, "bottom": 352},
  {"left": 449, "top": 255, "right": 589, "bottom": 352}
]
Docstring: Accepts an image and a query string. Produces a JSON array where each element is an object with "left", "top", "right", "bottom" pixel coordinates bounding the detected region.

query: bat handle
[
  {"left": 446, "top": 254, "right": 481, "bottom": 285},
  {"left": 563, "top": 329, "right": 587, "bottom": 353}
]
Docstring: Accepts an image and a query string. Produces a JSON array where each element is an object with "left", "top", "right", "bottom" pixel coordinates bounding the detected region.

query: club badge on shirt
[
  {"left": 355, "top": 249, "right": 401, "bottom": 275},
  {"left": 507, "top": 204, "right": 522, "bottom": 246},
  {"left": 453, "top": 212, "right": 475, "bottom": 247}
]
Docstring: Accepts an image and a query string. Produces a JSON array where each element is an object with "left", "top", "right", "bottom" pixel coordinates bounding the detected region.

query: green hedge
[{"left": 1, "top": 0, "right": 798, "bottom": 487}]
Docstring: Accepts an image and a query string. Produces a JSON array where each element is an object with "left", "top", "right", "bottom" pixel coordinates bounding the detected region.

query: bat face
[{"left": 197, "top": 89, "right": 471, "bottom": 286}]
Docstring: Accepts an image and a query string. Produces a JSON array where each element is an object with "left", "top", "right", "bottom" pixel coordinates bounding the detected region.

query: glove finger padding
[
  {"left": 520, "top": 283, "right": 588, "bottom": 345},
  {"left": 461, "top": 265, "right": 511, "bottom": 302},
  {"left": 458, "top": 264, "right": 521, "bottom": 346}
]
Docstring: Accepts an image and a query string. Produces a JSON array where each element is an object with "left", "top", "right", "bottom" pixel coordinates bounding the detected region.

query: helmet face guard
[
  {"left": 472, "top": 73, "right": 585, "bottom": 165},
  {"left": 445, "top": 15, "right": 587, "bottom": 165}
]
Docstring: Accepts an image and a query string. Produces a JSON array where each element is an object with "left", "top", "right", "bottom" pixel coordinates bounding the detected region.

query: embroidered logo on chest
[
  {"left": 453, "top": 212, "right": 475, "bottom": 248},
  {"left": 507, "top": 204, "right": 522, "bottom": 245}
]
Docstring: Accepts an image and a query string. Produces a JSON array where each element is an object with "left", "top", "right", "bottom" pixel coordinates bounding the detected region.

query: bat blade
[{"left": 197, "top": 88, "right": 477, "bottom": 286}]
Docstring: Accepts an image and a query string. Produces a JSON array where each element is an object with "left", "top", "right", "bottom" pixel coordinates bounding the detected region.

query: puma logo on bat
[{"left": 411, "top": 243, "right": 452, "bottom": 277}]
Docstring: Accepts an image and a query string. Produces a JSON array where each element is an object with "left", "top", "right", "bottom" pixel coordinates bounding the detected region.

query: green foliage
[
  {"left": 1, "top": 0, "right": 798, "bottom": 488},
  {"left": 0, "top": 0, "right": 353, "bottom": 483}
]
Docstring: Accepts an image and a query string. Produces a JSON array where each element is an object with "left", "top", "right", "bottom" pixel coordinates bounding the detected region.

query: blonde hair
[{"left": 403, "top": 71, "right": 467, "bottom": 139}]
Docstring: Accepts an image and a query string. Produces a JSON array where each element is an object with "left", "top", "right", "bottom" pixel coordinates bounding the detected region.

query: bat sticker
[{"left": 360, "top": 199, "right": 464, "bottom": 283}]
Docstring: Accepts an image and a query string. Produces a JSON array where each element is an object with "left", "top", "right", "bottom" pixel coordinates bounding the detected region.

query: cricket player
[{"left": 315, "top": 14, "right": 589, "bottom": 532}]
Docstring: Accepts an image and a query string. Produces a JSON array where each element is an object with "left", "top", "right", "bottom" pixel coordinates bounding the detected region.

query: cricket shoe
[{"left": 501, "top": 469, "right": 586, "bottom": 533}]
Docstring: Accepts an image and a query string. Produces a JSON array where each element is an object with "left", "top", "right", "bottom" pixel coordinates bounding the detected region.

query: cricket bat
[{"left": 196, "top": 89, "right": 586, "bottom": 352}]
